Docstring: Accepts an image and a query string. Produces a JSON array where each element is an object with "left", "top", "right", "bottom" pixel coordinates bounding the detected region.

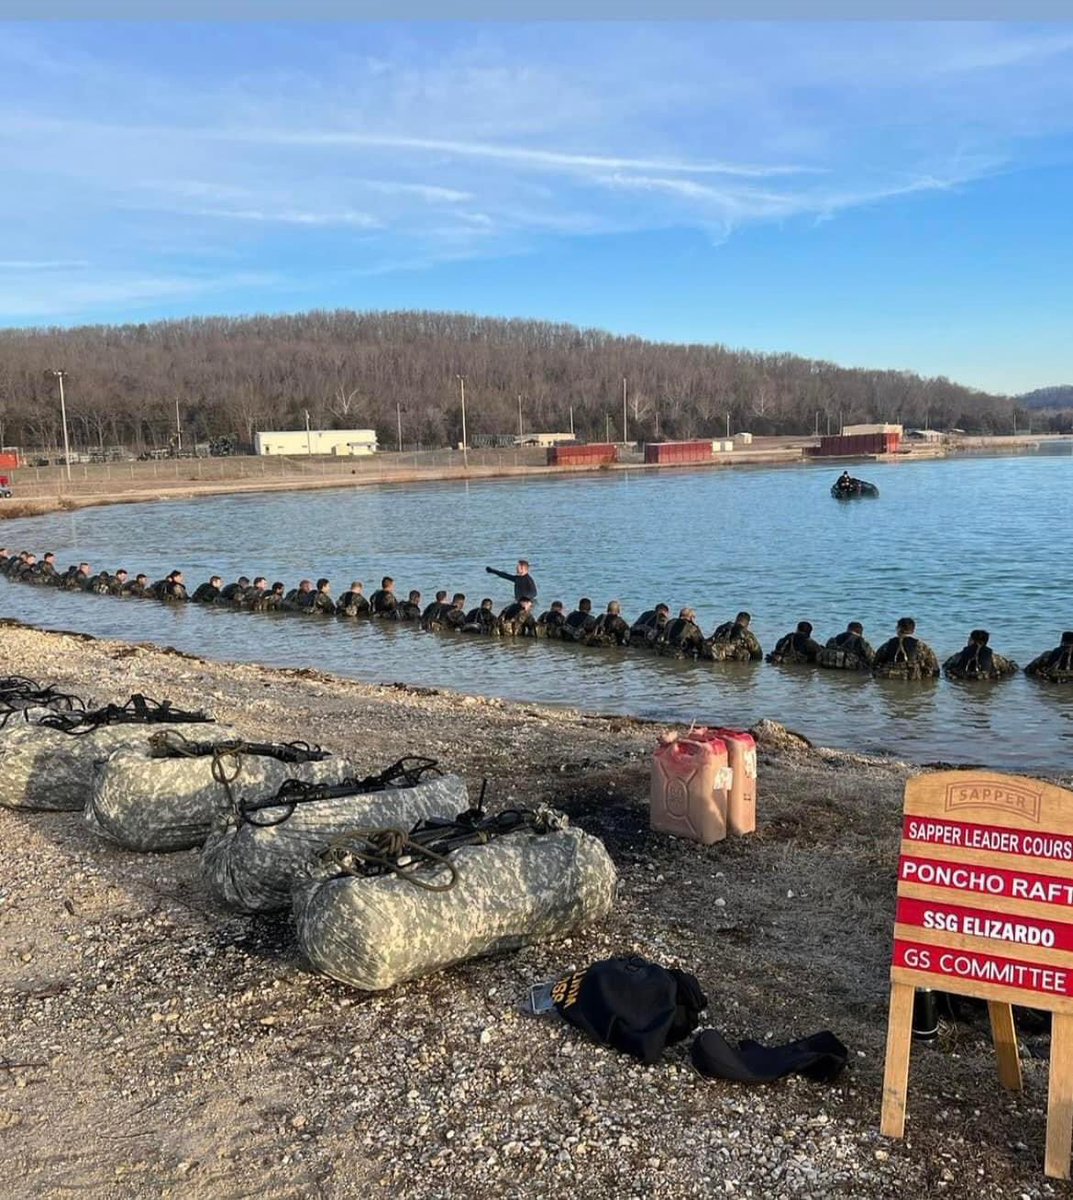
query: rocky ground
[{"left": 0, "top": 620, "right": 1066, "bottom": 1199}]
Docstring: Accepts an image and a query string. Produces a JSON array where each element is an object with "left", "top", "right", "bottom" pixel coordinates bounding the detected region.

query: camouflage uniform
[
  {"left": 498, "top": 602, "right": 537, "bottom": 638},
  {"left": 766, "top": 630, "right": 823, "bottom": 665},
  {"left": 369, "top": 588, "right": 398, "bottom": 617},
  {"left": 27, "top": 561, "right": 58, "bottom": 586},
  {"left": 872, "top": 635, "right": 941, "bottom": 680},
  {"left": 106, "top": 575, "right": 129, "bottom": 596},
  {"left": 122, "top": 578, "right": 153, "bottom": 598},
  {"left": 420, "top": 600, "right": 450, "bottom": 630},
  {"left": 83, "top": 572, "right": 113, "bottom": 595},
  {"left": 817, "top": 630, "right": 875, "bottom": 671},
  {"left": 338, "top": 590, "right": 372, "bottom": 618},
  {"left": 660, "top": 617, "right": 705, "bottom": 659},
  {"left": 586, "top": 612, "right": 631, "bottom": 648},
  {"left": 218, "top": 581, "right": 248, "bottom": 604},
  {"left": 191, "top": 582, "right": 221, "bottom": 604},
  {"left": 630, "top": 610, "right": 668, "bottom": 650},
  {"left": 309, "top": 589, "right": 337, "bottom": 615},
  {"left": 536, "top": 609, "right": 567, "bottom": 639},
  {"left": 443, "top": 603, "right": 469, "bottom": 631},
  {"left": 461, "top": 605, "right": 500, "bottom": 635},
  {"left": 396, "top": 599, "right": 422, "bottom": 621},
  {"left": 560, "top": 609, "right": 598, "bottom": 643},
  {"left": 705, "top": 620, "right": 763, "bottom": 662},
  {"left": 1025, "top": 642, "right": 1073, "bottom": 684},
  {"left": 154, "top": 578, "right": 188, "bottom": 603},
  {"left": 944, "top": 643, "right": 1018, "bottom": 681}
]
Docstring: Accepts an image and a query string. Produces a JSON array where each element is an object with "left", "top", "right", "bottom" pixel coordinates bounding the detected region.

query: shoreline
[
  {"left": 0, "top": 620, "right": 1064, "bottom": 1198},
  {"left": 1, "top": 434, "right": 1061, "bottom": 521}
]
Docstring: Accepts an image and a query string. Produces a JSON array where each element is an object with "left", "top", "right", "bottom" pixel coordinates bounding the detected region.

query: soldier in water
[
  {"left": 442, "top": 593, "right": 468, "bottom": 630},
  {"left": 561, "top": 598, "right": 598, "bottom": 643},
  {"left": 191, "top": 575, "right": 223, "bottom": 603},
  {"left": 421, "top": 590, "right": 450, "bottom": 628},
  {"left": 397, "top": 590, "right": 423, "bottom": 621},
  {"left": 499, "top": 596, "right": 537, "bottom": 637},
  {"left": 660, "top": 607, "right": 706, "bottom": 658},
  {"left": 461, "top": 597, "right": 499, "bottom": 634},
  {"left": 944, "top": 629, "right": 1018, "bottom": 681},
  {"left": 767, "top": 620, "right": 823, "bottom": 665},
  {"left": 706, "top": 611, "right": 763, "bottom": 662},
  {"left": 817, "top": 621, "right": 875, "bottom": 671},
  {"left": 587, "top": 600, "right": 631, "bottom": 647},
  {"left": 630, "top": 602, "right": 670, "bottom": 649},
  {"left": 536, "top": 600, "right": 567, "bottom": 638},
  {"left": 337, "top": 581, "right": 371, "bottom": 617},
  {"left": 308, "top": 578, "right": 336, "bottom": 614},
  {"left": 872, "top": 616, "right": 941, "bottom": 680},
  {"left": 369, "top": 576, "right": 398, "bottom": 617},
  {"left": 1024, "top": 631, "right": 1073, "bottom": 683}
]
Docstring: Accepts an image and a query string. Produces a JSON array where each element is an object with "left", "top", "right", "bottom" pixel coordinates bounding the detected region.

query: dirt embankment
[{"left": 0, "top": 623, "right": 1062, "bottom": 1199}]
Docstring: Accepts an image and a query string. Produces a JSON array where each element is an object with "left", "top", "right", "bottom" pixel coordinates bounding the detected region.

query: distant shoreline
[{"left": 0, "top": 433, "right": 1062, "bottom": 523}]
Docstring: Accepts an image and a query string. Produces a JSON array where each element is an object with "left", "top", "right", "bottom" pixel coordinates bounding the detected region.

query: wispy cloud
[{"left": 0, "top": 23, "right": 1071, "bottom": 320}]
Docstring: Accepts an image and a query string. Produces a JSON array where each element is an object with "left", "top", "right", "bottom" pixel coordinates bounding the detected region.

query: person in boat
[
  {"left": 369, "top": 576, "right": 398, "bottom": 617},
  {"left": 588, "top": 600, "right": 631, "bottom": 647},
  {"left": 706, "top": 611, "right": 763, "bottom": 661},
  {"left": 485, "top": 558, "right": 537, "bottom": 601},
  {"left": 1024, "top": 632, "right": 1073, "bottom": 683},
  {"left": 499, "top": 596, "right": 538, "bottom": 637},
  {"left": 122, "top": 572, "right": 153, "bottom": 598},
  {"left": 442, "top": 593, "right": 468, "bottom": 630},
  {"left": 944, "top": 629, "right": 1017, "bottom": 681},
  {"left": 630, "top": 603, "right": 670, "bottom": 649},
  {"left": 660, "top": 607, "right": 706, "bottom": 658},
  {"left": 561, "top": 598, "right": 598, "bottom": 642},
  {"left": 536, "top": 600, "right": 567, "bottom": 638},
  {"left": 817, "top": 621, "right": 875, "bottom": 671},
  {"left": 421, "top": 590, "right": 450, "bottom": 628},
  {"left": 872, "top": 616, "right": 940, "bottom": 680},
  {"left": 191, "top": 575, "right": 223, "bottom": 604},
  {"left": 462, "top": 597, "right": 499, "bottom": 634},
  {"left": 337, "top": 581, "right": 371, "bottom": 617},
  {"left": 396, "top": 589, "right": 423, "bottom": 621},
  {"left": 767, "top": 620, "right": 823, "bottom": 665}
]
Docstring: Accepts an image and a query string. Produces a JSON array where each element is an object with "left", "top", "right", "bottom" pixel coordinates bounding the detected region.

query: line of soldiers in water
[{"left": 3, "top": 547, "right": 1072, "bottom": 684}]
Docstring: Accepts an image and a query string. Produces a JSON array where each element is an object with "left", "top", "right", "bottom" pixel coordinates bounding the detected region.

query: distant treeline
[
  {"left": 0, "top": 309, "right": 1053, "bottom": 453},
  {"left": 1019, "top": 385, "right": 1073, "bottom": 412}
]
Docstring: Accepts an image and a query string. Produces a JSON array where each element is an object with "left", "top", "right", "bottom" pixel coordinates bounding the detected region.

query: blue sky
[{"left": 1, "top": 22, "right": 1072, "bottom": 395}]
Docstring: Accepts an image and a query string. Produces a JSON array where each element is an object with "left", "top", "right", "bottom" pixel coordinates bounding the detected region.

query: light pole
[
  {"left": 517, "top": 394, "right": 523, "bottom": 440},
  {"left": 622, "top": 377, "right": 628, "bottom": 444},
  {"left": 304, "top": 409, "right": 312, "bottom": 456},
  {"left": 175, "top": 398, "right": 182, "bottom": 454},
  {"left": 46, "top": 370, "right": 72, "bottom": 483},
  {"left": 396, "top": 401, "right": 403, "bottom": 452},
  {"left": 456, "top": 375, "right": 467, "bottom": 467},
  {"left": 569, "top": 405, "right": 574, "bottom": 437}
]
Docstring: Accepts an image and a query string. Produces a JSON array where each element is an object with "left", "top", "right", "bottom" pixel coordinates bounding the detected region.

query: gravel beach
[{"left": 0, "top": 620, "right": 1065, "bottom": 1199}]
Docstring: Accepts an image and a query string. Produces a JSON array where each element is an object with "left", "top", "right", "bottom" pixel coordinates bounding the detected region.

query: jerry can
[
  {"left": 650, "top": 734, "right": 728, "bottom": 845},
  {"left": 708, "top": 728, "right": 757, "bottom": 835}
]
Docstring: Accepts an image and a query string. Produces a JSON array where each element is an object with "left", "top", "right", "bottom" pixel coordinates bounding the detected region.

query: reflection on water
[{"left": 2, "top": 452, "right": 1072, "bottom": 773}]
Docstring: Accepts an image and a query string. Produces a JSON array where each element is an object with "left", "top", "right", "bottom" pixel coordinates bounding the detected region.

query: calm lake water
[{"left": 2, "top": 451, "right": 1072, "bottom": 773}]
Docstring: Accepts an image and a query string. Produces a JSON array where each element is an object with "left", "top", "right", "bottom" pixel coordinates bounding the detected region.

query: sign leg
[
  {"left": 880, "top": 981, "right": 915, "bottom": 1139},
  {"left": 1046, "top": 1012, "right": 1073, "bottom": 1180},
  {"left": 987, "top": 1001, "right": 1022, "bottom": 1092}
]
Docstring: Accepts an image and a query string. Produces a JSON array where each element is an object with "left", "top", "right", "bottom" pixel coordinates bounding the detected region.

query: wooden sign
[{"left": 881, "top": 771, "right": 1073, "bottom": 1178}]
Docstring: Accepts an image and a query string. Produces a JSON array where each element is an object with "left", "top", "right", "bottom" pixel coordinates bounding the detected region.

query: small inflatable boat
[{"left": 831, "top": 478, "right": 879, "bottom": 499}]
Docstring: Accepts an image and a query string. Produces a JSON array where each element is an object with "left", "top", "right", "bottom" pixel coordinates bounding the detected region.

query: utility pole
[
  {"left": 396, "top": 401, "right": 403, "bottom": 452},
  {"left": 304, "top": 409, "right": 312, "bottom": 456},
  {"left": 456, "top": 375, "right": 468, "bottom": 467},
  {"left": 814, "top": 410, "right": 819, "bottom": 436},
  {"left": 606, "top": 413, "right": 611, "bottom": 442},
  {"left": 569, "top": 405, "right": 574, "bottom": 437},
  {"left": 726, "top": 412, "right": 730, "bottom": 439},
  {"left": 622, "top": 377, "right": 628, "bottom": 444},
  {"left": 175, "top": 398, "right": 182, "bottom": 454},
  {"left": 517, "top": 393, "right": 523, "bottom": 440},
  {"left": 46, "top": 370, "right": 72, "bottom": 483},
  {"left": 655, "top": 409, "right": 660, "bottom": 438}
]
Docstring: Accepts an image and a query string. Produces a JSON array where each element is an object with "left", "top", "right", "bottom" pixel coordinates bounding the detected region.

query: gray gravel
[{"left": 0, "top": 620, "right": 1063, "bottom": 1199}]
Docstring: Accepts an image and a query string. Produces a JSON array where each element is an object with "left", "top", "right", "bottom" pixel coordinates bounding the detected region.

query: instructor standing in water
[{"left": 486, "top": 558, "right": 537, "bottom": 601}]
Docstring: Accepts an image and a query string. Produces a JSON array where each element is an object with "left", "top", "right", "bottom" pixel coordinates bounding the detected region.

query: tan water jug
[
  {"left": 650, "top": 734, "right": 729, "bottom": 845},
  {"left": 709, "top": 728, "right": 757, "bottom": 835}
]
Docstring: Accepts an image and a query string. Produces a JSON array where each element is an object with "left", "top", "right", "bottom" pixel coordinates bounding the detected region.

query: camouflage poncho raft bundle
[
  {"left": 201, "top": 758, "right": 468, "bottom": 913},
  {"left": 292, "top": 806, "right": 617, "bottom": 991},
  {"left": 0, "top": 694, "right": 217, "bottom": 812},
  {"left": 85, "top": 730, "right": 358, "bottom": 853}
]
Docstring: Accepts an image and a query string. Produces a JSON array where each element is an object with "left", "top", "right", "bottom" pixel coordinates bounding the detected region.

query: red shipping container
[
  {"left": 0, "top": 452, "right": 19, "bottom": 469},
  {"left": 644, "top": 440, "right": 714, "bottom": 465},
  {"left": 548, "top": 443, "right": 618, "bottom": 466}
]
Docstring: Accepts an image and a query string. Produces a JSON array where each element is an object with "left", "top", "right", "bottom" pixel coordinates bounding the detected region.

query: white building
[
  {"left": 514, "top": 432, "right": 576, "bottom": 448},
  {"left": 841, "top": 423, "right": 903, "bottom": 437},
  {"left": 254, "top": 429, "right": 378, "bottom": 456}
]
